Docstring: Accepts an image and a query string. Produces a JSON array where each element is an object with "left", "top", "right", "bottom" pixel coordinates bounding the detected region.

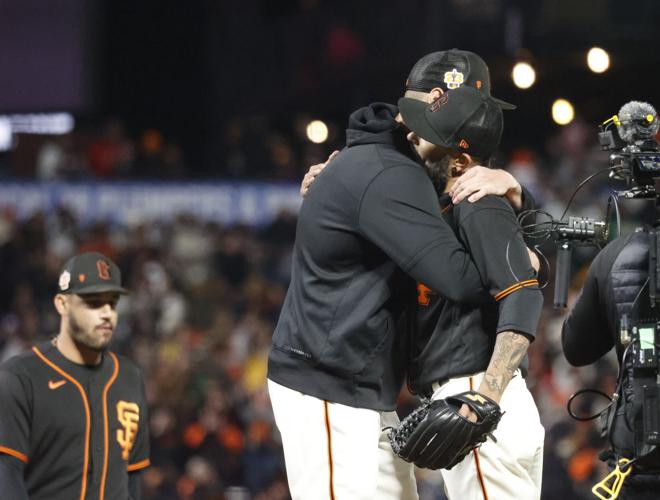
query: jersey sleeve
[
  {"left": 127, "top": 374, "right": 150, "bottom": 472},
  {"left": 358, "top": 165, "right": 485, "bottom": 303},
  {"left": 457, "top": 196, "right": 543, "bottom": 338},
  {"left": 0, "top": 454, "right": 29, "bottom": 500},
  {"left": 0, "top": 369, "right": 31, "bottom": 464}
]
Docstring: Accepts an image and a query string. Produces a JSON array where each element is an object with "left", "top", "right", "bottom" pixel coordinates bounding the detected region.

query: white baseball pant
[
  {"left": 430, "top": 370, "right": 545, "bottom": 500},
  {"left": 268, "top": 378, "right": 418, "bottom": 500}
]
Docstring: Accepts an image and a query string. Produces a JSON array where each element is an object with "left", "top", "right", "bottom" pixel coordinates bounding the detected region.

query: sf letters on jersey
[{"left": 117, "top": 401, "right": 140, "bottom": 460}]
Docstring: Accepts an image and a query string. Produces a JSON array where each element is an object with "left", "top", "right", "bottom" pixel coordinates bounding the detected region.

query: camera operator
[
  {"left": 562, "top": 229, "right": 660, "bottom": 499},
  {"left": 562, "top": 101, "right": 660, "bottom": 499}
]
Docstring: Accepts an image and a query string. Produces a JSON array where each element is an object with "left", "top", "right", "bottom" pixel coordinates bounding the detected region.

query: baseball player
[
  {"left": 398, "top": 86, "right": 544, "bottom": 499},
  {"left": 268, "top": 49, "right": 529, "bottom": 500},
  {"left": 0, "top": 252, "right": 150, "bottom": 500}
]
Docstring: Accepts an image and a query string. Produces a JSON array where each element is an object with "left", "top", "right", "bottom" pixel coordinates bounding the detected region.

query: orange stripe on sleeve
[
  {"left": 0, "top": 446, "right": 28, "bottom": 463},
  {"left": 127, "top": 459, "right": 150, "bottom": 472},
  {"left": 494, "top": 279, "right": 538, "bottom": 302}
]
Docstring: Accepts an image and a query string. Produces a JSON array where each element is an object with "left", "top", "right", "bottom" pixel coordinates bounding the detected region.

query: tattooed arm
[
  {"left": 478, "top": 331, "right": 530, "bottom": 402},
  {"left": 459, "top": 331, "right": 530, "bottom": 421}
]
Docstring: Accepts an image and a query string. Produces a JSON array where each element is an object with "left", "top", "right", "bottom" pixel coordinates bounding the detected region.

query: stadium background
[{"left": 1, "top": 0, "right": 660, "bottom": 498}]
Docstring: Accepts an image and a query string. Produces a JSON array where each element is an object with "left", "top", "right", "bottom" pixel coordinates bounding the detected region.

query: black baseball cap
[
  {"left": 57, "top": 252, "right": 129, "bottom": 295},
  {"left": 405, "top": 49, "right": 516, "bottom": 110},
  {"left": 398, "top": 85, "right": 503, "bottom": 160}
]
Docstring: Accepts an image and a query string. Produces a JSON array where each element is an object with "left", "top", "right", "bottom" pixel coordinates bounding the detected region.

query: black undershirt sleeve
[
  {"left": 359, "top": 165, "right": 485, "bottom": 303},
  {"left": 0, "top": 454, "right": 28, "bottom": 500},
  {"left": 128, "top": 471, "right": 142, "bottom": 500}
]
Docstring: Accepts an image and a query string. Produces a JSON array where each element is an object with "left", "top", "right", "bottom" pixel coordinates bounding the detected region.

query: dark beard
[
  {"left": 424, "top": 155, "right": 452, "bottom": 196},
  {"left": 69, "top": 314, "right": 108, "bottom": 352}
]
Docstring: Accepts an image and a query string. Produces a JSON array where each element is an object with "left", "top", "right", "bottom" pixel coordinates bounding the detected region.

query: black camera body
[
  {"left": 603, "top": 231, "right": 660, "bottom": 473},
  {"left": 599, "top": 112, "right": 660, "bottom": 198}
]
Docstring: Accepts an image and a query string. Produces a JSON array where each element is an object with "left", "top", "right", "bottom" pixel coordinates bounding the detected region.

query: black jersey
[
  {"left": 409, "top": 194, "right": 543, "bottom": 393},
  {"left": 0, "top": 341, "right": 150, "bottom": 500}
]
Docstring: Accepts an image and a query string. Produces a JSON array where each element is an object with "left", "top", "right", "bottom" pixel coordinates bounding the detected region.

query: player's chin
[{"left": 91, "top": 328, "right": 114, "bottom": 349}]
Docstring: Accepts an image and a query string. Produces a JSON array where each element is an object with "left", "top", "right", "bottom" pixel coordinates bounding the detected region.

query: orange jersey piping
[
  {"left": 33, "top": 347, "right": 91, "bottom": 500},
  {"left": 99, "top": 352, "right": 119, "bottom": 500},
  {"left": 127, "top": 458, "right": 150, "bottom": 472},
  {"left": 0, "top": 446, "right": 28, "bottom": 463}
]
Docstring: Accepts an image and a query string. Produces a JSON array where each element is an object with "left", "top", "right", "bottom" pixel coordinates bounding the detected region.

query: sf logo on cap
[
  {"left": 444, "top": 69, "right": 464, "bottom": 90},
  {"left": 430, "top": 93, "right": 449, "bottom": 113},
  {"left": 97, "top": 260, "right": 111, "bottom": 280}
]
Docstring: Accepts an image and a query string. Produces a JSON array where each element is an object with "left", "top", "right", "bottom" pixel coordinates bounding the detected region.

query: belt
[
  {"left": 419, "top": 379, "right": 449, "bottom": 399},
  {"left": 420, "top": 369, "right": 522, "bottom": 399}
]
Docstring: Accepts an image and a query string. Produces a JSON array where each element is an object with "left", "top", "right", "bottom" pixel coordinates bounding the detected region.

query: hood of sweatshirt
[{"left": 346, "top": 102, "right": 407, "bottom": 148}]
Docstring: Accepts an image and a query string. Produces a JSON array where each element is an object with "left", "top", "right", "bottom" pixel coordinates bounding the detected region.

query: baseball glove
[{"left": 389, "top": 390, "right": 503, "bottom": 470}]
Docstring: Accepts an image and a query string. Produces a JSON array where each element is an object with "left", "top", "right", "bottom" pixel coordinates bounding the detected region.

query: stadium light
[
  {"left": 512, "top": 62, "right": 536, "bottom": 89},
  {"left": 306, "top": 120, "right": 329, "bottom": 144},
  {"left": 587, "top": 47, "right": 610, "bottom": 73},
  {"left": 552, "top": 99, "right": 575, "bottom": 125},
  {"left": 0, "top": 118, "right": 11, "bottom": 151}
]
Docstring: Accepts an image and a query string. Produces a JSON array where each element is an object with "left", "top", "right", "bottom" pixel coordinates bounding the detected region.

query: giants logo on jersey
[
  {"left": 417, "top": 283, "right": 436, "bottom": 306},
  {"left": 117, "top": 401, "right": 140, "bottom": 460}
]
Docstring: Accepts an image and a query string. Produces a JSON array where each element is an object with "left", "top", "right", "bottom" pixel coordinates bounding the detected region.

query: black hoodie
[{"left": 268, "top": 103, "right": 484, "bottom": 411}]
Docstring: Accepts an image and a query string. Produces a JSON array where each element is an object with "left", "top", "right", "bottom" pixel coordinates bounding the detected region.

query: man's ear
[
  {"left": 54, "top": 294, "right": 68, "bottom": 315},
  {"left": 428, "top": 87, "right": 445, "bottom": 103},
  {"left": 456, "top": 152, "right": 473, "bottom": 167}
]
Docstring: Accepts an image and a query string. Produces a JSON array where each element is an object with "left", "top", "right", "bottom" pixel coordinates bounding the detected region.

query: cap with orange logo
[
  {"left": 405, "top": 49, "right": 516, "bottom": 110},
  {"left": 398, "top": 86, "right": 503, "bottom": 160},
  {"left": 57, "top": 252, "right": 129, "bottom": 295}
]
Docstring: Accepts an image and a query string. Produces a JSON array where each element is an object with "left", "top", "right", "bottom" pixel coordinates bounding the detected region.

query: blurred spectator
[
  {"left": 87, "top": 118, "right": 135, "bottom": 177},
  {"left": 36, "top": 133, "right": 89, "bottom": 180}
]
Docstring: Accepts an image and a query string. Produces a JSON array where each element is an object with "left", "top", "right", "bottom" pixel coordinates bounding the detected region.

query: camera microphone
[
  {"left": 553, "top": 216, "right": 608, "bottom": 308},
  {"left": 618, "top": 101, "right": 659, "bottom": 145}
]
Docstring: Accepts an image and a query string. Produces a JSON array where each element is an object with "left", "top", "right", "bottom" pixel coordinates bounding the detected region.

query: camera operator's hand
[{"left": 449, "top": 167, "right": 522, "bottom": 210}]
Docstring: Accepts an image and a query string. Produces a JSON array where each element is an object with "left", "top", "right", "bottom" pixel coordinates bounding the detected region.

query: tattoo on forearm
[{"left": 482, "top": 331, "right": 530, "bottom": 399}]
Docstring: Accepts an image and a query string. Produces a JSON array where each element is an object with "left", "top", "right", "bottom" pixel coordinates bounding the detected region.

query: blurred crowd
[
  {"left": 1, "top": 118, "right": 658, "bottom": 499},
  {"left": 1, "top": 114, "right": 340, "bottom": 181}
]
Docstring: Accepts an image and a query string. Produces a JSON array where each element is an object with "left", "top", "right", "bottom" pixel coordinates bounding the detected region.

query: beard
[
  {"left": 423, "top": 155, "right": 452, "bottom": 196},
  {"left": 69, "top": 314, "right": 111, "bottom": 352}
]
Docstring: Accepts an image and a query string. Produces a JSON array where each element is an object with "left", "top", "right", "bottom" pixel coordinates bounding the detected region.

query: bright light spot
[
  {"left": 0, "top": 113, "right": 75, "bottom": 135},
  {"left": 0, "top": 118, "right": 11, "bottom": 151},
  {"left": 552, "top": 99, "right": 575, "bottom": 125},
  {"left": 306, "top": 120, "right": 328, "bottom": 144},
  {"left": 587, "top": 47, "right": 610, "bottom": 73},
  {"left": 512, "top": 62, "right": 536, "bottom": 89}
]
